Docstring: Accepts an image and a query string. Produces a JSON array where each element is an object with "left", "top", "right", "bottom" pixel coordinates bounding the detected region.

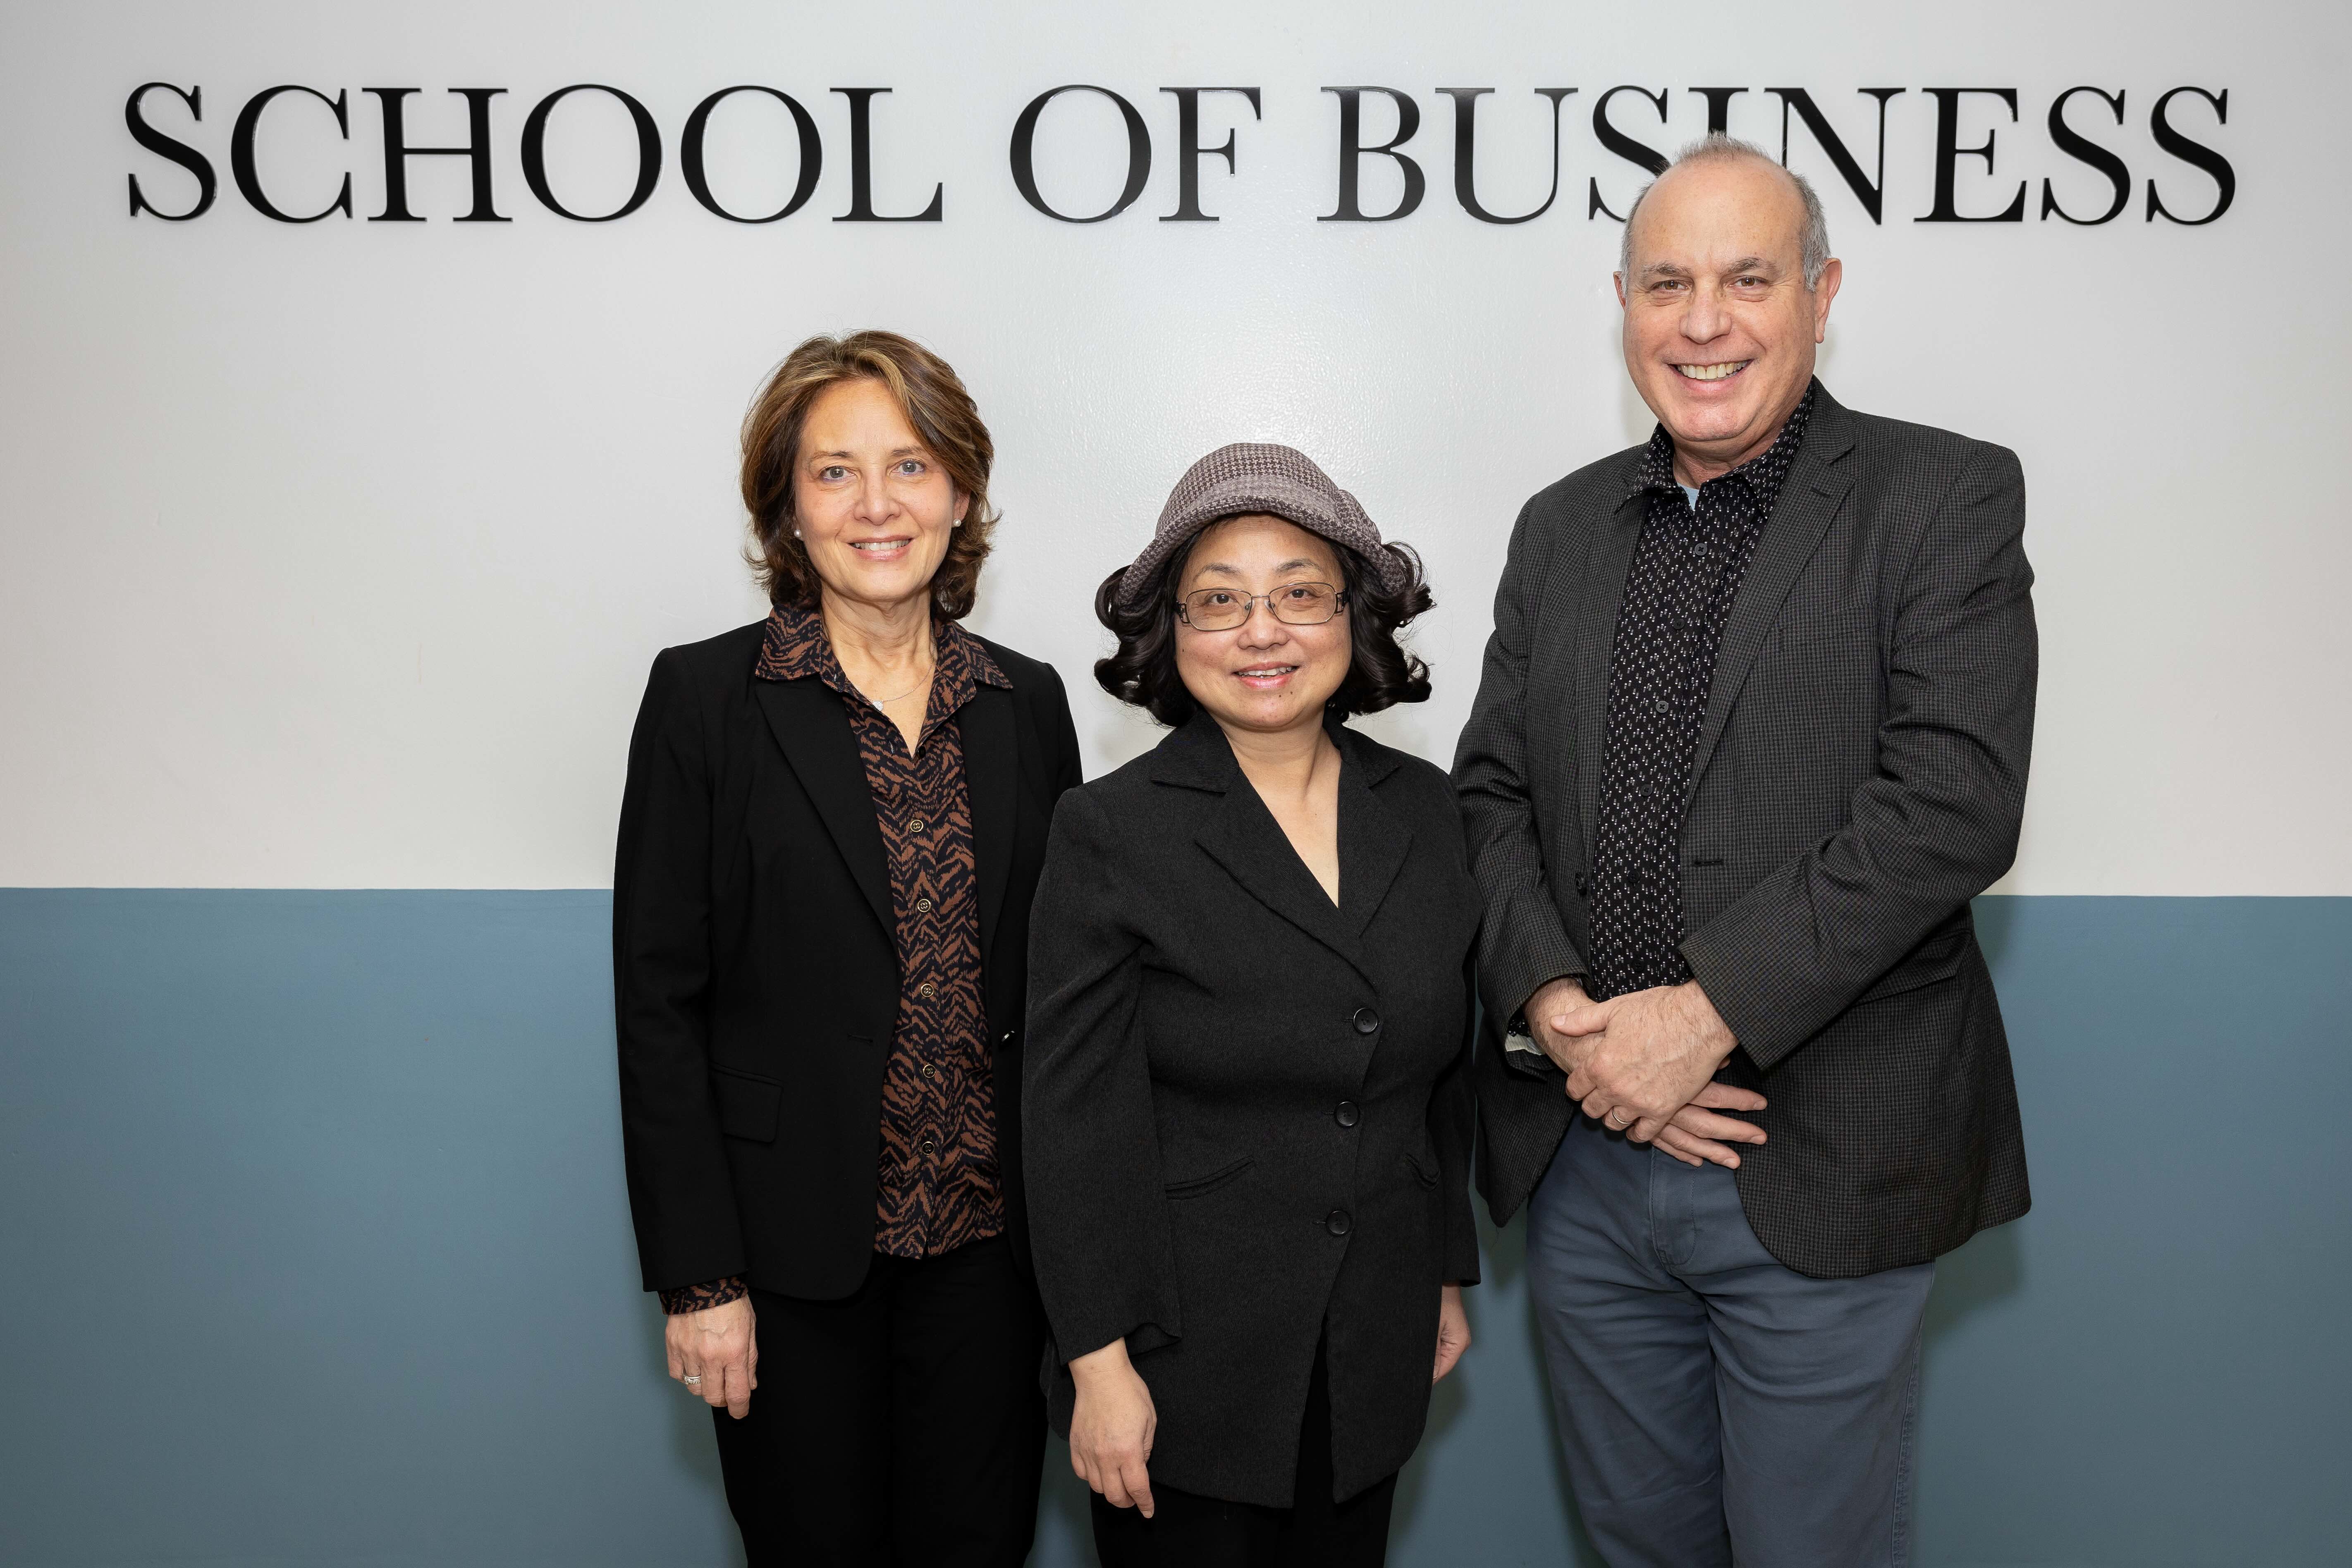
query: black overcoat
[
  {"left": 613, "top": 618, "right": 1082, "bottom": 1300},
  {"left": 1456, "top": 384, "right": 2038, "bottom": 1279},
  {"left": 1023, "top": 713, "right": 1482, "bottom": 1509}
]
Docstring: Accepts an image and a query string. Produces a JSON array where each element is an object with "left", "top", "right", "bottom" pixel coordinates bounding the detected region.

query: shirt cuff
[{"left": 658, "top": 1275, "right": 748, "bottom": 1315}]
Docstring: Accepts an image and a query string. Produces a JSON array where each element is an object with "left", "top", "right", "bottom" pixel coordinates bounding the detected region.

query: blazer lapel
[
  {"left": 752, "top": 678, "right": 894, "bottom": 937},
  {"left": 1196, "top": 788, "right": 1373, "bottom": 982},
  {"left": 957, "top": 683, "right": 1019, "bottom": 964},
  {"left": 1167, "top": 717, "right": 1380, "bottom": 984},
  {"left": 1333, "top": 729, "right": 1411, "bottom": 938},
  {"left": 1574, "top": 487, "right": 1648, "bottom": 848},
  {"left": 1688, "top": 394, "right": 1858, "bottom": 801}
]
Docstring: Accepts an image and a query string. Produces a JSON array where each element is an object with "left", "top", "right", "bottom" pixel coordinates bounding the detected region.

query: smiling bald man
[{"left": 1454, "top": 134, "right": 2039, "bottom": 1566}]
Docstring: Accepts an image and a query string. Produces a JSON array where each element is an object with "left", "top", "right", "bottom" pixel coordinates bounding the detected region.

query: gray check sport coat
[{"left": 1454, "top": 384, "right": 2036, "bottom": 1279}]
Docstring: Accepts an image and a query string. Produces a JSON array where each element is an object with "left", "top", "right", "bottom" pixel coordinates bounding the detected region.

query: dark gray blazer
[
  {"left": 1025, "top": 713, "right": 1482, "bottom": 1508},
  {"left": 1455, "top": 383, "right": 2037, "bottom": 1279}
]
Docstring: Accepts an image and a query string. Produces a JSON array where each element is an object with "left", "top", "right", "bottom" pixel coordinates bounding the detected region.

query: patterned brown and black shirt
[{"left": 659, "top": 602, "right": 1010, "bottom": 1313}]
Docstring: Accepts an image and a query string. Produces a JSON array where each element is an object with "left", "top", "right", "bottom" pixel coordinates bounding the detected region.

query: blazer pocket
[
  {"left": 1776, "top": 610, "right": 1875, "bottom": 650},
  {"left": 1400, "top": 1145, "right": 1441, "bottom": 1190},
  {"left": 1852, "top": 926, "right": 1970, "bottom": 1006},
  {"left": 710, "top": 1064, "right": 784, "bottom": 1144},
  {"left": 1163, "top": 1156, "right": 1254, "bottom": 1200}
]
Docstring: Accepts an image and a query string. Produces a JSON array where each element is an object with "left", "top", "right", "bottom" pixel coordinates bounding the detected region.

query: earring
[{"left": 793, "top": 529, "right": 803, "bottom": 539}]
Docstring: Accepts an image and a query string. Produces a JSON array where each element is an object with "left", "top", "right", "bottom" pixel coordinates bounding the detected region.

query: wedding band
[
  {"left": 683, "top": 1374, "right": 702, "bottom": 1385},
  {"left": 1607, "top": 1108, "right": 1630, "bottom": 1128}
]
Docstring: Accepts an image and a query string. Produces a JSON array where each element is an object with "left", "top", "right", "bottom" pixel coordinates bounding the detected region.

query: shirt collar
[
  {"left": 1627, "top": 380, "right": 1818, "bottom": 513},
  {"left": 754, "top": 600, "right": 1009, "bottom": 712}
]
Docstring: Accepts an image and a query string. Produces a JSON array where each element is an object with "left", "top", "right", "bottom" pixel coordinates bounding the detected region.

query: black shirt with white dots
[{"left": 1584, "top": 384, "right": 1816, "bottom": 1004}]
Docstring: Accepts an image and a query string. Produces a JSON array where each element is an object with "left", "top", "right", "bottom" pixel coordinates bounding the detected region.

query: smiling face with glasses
[{"left": 1171, "top": 514, "right": 1355, "bottom": 741}]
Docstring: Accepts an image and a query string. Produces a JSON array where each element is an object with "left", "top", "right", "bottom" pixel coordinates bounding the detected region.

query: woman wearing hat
[{"left": 1023, "top": 444, "right": 1479, "bottom": 1565}]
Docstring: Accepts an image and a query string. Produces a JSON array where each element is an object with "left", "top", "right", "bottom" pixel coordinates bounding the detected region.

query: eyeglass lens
[{"left": 1182, "top": 583, "right": 1339, "bottom": 630}]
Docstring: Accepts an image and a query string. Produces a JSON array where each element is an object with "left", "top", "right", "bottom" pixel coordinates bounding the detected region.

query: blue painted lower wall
[{"left": 0, "top": 892, "right": 2343, "bottom": 1566}]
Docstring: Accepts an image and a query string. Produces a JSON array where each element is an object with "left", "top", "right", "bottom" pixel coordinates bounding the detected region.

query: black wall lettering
[
  {"left": 1691, "top": 87, "right": 1747, "bottom": 135},
  {"left": 1160, "top": 87, "right": 1260, "bottom": 222},
  {"left": 126, "top": 82, "right": 215, "bottom": 220},
  {"left": 1320, "top": 87, "right": 1424, "bottom": 222},
  {"left": 1770, "top": 88, "right": 1903, "bottom": 223},
  {"left": 520, "top": 85, "right": 661, "bottom": 221},
  {"left": 1010, "top": 85, "right": 1151, "bottom": 223},
  {"left": 231, "top": 86, "right": 351, "bottom": 222},
  {"left": 681, "top": 87, "right": 821, "bottom": 223},
  {"left": 363, "top": 88, "right": 507, "bottom": 222},
  {"left": 831, "top": 88, "right": 942, "bottom": 221},
  {"left": 2041, "top": 87, "right": 2130, "bottom": 225},
  {"left": 2147, "top": 87, "right": 2234, "bottom": 225},
  {"left": 1920, "top": 87, "right": 2025, "bottom": 222},
  {"left": 1587, "top": 86, "right": 1668, "bottom": 221},
  {"left": 1440, "top": 87, "right": 1575, "bottom": 225}
]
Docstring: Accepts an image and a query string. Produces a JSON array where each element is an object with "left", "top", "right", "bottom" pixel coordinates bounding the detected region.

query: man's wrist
[
  {"left": 1678, "top": 980, "right": 1739, "bottom": 1065},
  {"left": 1512, "top": 974, "right": 1589, "bottom": 1036}
]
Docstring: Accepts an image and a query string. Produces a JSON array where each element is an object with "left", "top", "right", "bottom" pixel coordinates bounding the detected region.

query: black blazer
[
  {"left": 1456, "top": 384, "right": 2036, "bottom": 1279},
  {"left": 613, "top": 617, "right": 1082, "bottom": 1300},
  {"left": 1024, "top": 714, "right": 1482, "bottom": 1509}
]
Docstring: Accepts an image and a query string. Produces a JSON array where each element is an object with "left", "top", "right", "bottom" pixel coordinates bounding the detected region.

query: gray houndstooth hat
[{"left": 1114, "top": 442, "right": 1404, "bottom": 607}]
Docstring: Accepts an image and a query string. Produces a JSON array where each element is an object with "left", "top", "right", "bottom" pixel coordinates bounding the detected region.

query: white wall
[{"left": 2, "top": 0, "right": 2343, "bottom": 892}]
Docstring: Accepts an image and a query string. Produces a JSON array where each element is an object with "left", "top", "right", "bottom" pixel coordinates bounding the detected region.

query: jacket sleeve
[
  {"left": 1434, "top": 946, "right": 1483, "bottom": 1286},
  {"left": 1453, "top": 496, "right": 1587, "bottom": 1029},
  {"left": 1045, "top": 662, "right": 1085, "bottom": 798},
  {"left": 1023, "top": 788, "right": 1182, "bottom": 1363},
  {"left": 1682, "top": 445, "right": 2037, "bottom": 1069},
  {"left": 612, "top": 648, "right": 746, "bottom": 1292}
]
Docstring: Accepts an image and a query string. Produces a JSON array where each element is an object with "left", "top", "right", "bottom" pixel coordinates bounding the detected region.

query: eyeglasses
[{"left": 1176, "top": 581, "right": 1345, "bottom": 632}]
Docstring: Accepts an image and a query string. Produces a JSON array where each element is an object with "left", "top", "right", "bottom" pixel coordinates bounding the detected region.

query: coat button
[
  {"left": 1350, "top": 1006, "right": 1381, "bottom": 1035},
  {"left": 1325, "top": 1209, "right": 1352, "bottom": 1236},
  {"left": 1334, "top": 1101, "right": 1360, "bottom": 1128},
  {"left": 1000, "top": 1028, "right": 1017, "bottom": 1045}
]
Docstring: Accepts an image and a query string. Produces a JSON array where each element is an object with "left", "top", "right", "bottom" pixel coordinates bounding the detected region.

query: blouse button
[
  {"left": 919, "top": 1137, "right": 937, "bottom": 1155},
  {"left": 909, "top": 817, "right": 927, "bottom": 833},
  {"left": 915, "top": 897, "right": 932, "bottom": 913},
  {"left": 921, "top": 1063, "right": 938, "bottom": 1080},
  {"left": 916, "top": 982, "right": 936, "bottom": 1000}
]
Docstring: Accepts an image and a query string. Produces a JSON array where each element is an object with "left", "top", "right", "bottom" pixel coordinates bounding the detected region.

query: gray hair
[{"left": 1618, "top": 133, "right": 1833, "bottom": 291}]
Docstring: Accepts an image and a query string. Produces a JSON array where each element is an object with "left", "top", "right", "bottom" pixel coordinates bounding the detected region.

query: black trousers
[
  {"left": 712, "top": 1236, "right": 1046, "bottom": 1568},
  {"left": 1090, "top": 1337, "right": 1398, "bottom": 1568}
]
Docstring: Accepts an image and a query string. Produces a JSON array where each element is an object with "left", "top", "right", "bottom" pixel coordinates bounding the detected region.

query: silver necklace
[{"left": 860, "top": 666, "right": 930, "bottom": 707}]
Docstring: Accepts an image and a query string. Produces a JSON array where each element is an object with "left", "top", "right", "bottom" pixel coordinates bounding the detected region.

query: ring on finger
[{"left": 682, "top": 1373, "right": 703, "bottom": 1386}]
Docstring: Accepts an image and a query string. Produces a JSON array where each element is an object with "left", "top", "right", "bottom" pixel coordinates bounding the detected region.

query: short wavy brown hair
[{"left": 741, "top": 330, "right": 998, "bottom": 617}]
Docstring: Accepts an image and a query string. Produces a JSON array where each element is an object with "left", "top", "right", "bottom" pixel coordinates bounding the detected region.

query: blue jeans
[{"left": 1526, "top": 1118, "right": 1934, "bottom": 1568}]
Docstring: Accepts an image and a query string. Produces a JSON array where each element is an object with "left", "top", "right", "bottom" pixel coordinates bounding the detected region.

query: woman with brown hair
[{"left": 612, "top": 330, "right": 1080, "bottom": 1566}]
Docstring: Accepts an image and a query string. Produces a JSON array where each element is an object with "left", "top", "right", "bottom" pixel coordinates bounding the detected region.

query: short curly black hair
[{"left": 1093, "top": 530, "right": 1434, "bottom": 727}]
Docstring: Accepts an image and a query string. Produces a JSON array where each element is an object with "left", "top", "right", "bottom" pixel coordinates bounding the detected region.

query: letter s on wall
[{"left": 127, "top": 82, "right": 216, "bottom": 220}]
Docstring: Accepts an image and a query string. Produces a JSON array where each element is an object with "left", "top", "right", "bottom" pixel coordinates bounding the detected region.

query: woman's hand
[
  {"left": 665, "top": 1294, "right": 758, "bottom": 1419},
  {"left": 1433, "top": 1284, "right": 1472, "bottom": 1382},
  {"left": 1068, "top": 1339, "right": 1158, "bottom": 1518}
]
